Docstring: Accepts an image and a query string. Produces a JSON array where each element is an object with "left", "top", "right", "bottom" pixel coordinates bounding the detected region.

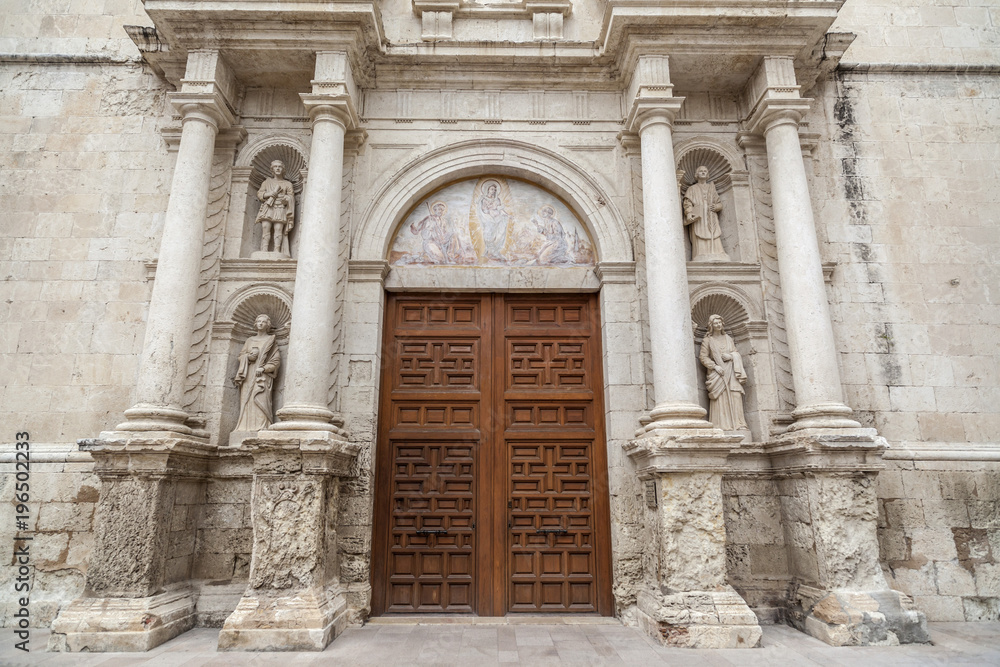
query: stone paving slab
[{"left": 2, "top": 622, "right": 998, "bottom": 666}]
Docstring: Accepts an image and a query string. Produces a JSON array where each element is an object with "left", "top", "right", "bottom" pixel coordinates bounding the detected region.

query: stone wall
[
  {"left": 0, "top": 60, "right": 170, "bottom": 443},
  {"left": 0, "top": 451, "right": 96, "bottom": 626},
  {"left": 878, "top": 462, "right": 1000, "bottom": 622},
  {"left": 807, "top": 70, "right": 1000, "bottom": 447}
]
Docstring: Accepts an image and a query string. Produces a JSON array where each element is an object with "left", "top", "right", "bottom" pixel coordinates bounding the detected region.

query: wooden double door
[{"left": 371, "top": 293, "right": 613, "bottom": 616}]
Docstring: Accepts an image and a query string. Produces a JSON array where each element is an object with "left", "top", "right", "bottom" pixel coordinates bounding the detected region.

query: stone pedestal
[
  {"left": 625, "top": 432, "right": 762, "bottom": 648},
  {"left": 767, "top": 429, "right": 929, "bottom": 645},
  {"left": 48, "top": 433, "right": 215, "bottom": 652},
  {"left": 218, "top": 431, "right": 359, "bottom": 651}
]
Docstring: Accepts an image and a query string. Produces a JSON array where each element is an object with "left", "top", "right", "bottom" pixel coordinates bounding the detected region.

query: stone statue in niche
[
  {"left": 699, "top": 314, "right": 748, "bottom": 430},
  {"left": 234, "top": 314, "right": 281, "bottom": 431},
  {"left": 683, "top": 165, "right": 730, "bottom": 262},
  {"left": 255, "top": 160, "right": 295, "bottom": 258}
]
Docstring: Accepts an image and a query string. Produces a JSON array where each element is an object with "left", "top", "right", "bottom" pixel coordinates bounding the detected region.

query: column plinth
[{"left": 219, "top": 434, "right": 359, "bottom": 651}]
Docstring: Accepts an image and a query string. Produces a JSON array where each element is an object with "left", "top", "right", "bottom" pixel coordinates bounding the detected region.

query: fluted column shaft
[
  {"left": 638, "top": 111, "right": 710, "bottom": 428},
  {"left": 273, "top": 106, "right": 347, "bottom": 431},
  {"left": 763, "top": 114, "right": 858, "bottom": 430},
  {"left": 121, "top": 107, "right": 219, "bottom": 432}
]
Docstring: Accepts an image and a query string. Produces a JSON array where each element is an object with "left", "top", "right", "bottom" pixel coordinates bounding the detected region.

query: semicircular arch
[{"left": 354, "top": 139, "right": 632, "bottom": 264}]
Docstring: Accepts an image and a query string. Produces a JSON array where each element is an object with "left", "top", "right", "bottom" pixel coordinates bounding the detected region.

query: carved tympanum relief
[
  {"left": 389, "top": 177, "right": 596, "bottom": 267},
  {"left": 254, "top": 160, "right": 295, "bottom": 258},
  {"left": 699, "top": 314, "right": 748, "bottom": 430},
  {"left": 234, "top": 314, "right": 281, "bottom": 431},
  {"left": 683, "top": 165, "right": 730, "bottom": 262}
]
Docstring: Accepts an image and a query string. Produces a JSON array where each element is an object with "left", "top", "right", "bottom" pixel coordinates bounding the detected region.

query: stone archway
[{"left": 353, "top": 138, "right": 633, "bottom": 265}]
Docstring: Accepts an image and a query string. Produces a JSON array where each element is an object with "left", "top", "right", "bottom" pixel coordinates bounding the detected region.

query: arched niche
[
  {"left": 234, "top": 137, "right": 308, "bottom": 259},
  {"left": 690, "top": 288, "right": 767, "bottom": 442},
  {"left": 354, "top": 139, "right": 632, "bottom": 267},
  {"left": 216, "top": 285, "right": 293, "bottom": 444},
  {"left": 674, "top": 137, "right": 756, "bottom": 263}
]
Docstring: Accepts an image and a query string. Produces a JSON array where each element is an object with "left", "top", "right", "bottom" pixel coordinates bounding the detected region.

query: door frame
[{"left": 370, "top": 292, "right": 614, "bottom": 617}]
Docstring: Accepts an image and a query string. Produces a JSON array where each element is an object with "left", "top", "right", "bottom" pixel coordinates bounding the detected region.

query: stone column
[
  {"left": 270, "top": 55, "right": 357, "bottom": 434},
  {"left": 746, "top": 57, "right": 927, "bottom": 646},
  {"left": 636, "top": 107, "right": 713, "bottom": 430},
  {"left": 49, "top": 50, "right": 238, "bottom": 653},
  {"left": 119, "top": 60, "right": 235, "bottom": 434},
  {"left": 622, "top": 55, "right": 760, "bottom": 649},
  {"left": 745, "top": 62, "right": 858, "bottom": 432},
  {"left": 221, "top": 51, "right": 362, "bottom": 651}
]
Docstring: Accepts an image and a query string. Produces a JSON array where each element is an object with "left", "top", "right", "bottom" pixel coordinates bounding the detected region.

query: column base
[
  {"left": 218, "top": 588, "right": 350, "bottom": 651},
  {"left": 115, "top": 404, "right": 197, "bottom": 435},
  {"left": 790, "top": 586, "right": 929, "bottom": 646},
  {"left": 48, "top": 588, "right": 196, "bottom": 652},
  {"left": 636, "top": 588, "right": 762, "bottom": 648},
  {"left": 787, "top": 402, "right": 861, "bottom": 431},
  {"left": 637, "top": 403, "right": 715, "bottom": 435},
  {"left": 271, "top": 404, "right": 348, "bottom": 436}
]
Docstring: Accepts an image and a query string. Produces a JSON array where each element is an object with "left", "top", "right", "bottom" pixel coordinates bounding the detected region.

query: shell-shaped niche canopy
[
  {"left": 678, "top": 147, "right": 733, "bottom": 195},
  {"left": 250, "top": 144, "right": 305, "bottom": 195},
  {"left": 232, "top": 292, "right": 292, "bottom": 343},
  {"left": 388, "top": 176, "right": 596, "bottom": 267},
  {"left": 691, "top": 293, "right": 749, "bottom": 339}
]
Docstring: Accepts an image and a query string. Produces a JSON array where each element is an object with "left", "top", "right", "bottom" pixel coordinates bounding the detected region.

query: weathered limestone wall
[
  {"left": 0, "top": 453, "right": 97, "bottom": 626},
  {"left": 723, "top": 477, "right": 789, "bottom": 621},
  {"left": 807, "top": 70, "right": 1000, "bottom": 447},
  {"left": 833, "top": 0, "right": 1000, "bottom": 66},
  {"left": 0, "top": 61, "right": 170, "bottom": 443},
  {"left": 2, "top": 0, "right": 998, "bottom": 635},
  {"left": 802, "top": 1, "right": 1000, "bottom": 620},
  {"left": 877, "top": 463, "right": 1000, "bottom": 622},
  {"left": 0, "top": 58, "right": 172, "bottom": 627}
]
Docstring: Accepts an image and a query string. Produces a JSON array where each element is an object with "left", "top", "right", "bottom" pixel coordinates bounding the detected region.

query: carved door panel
[
  {"left": 502, "top": 296, "right": 611, "bottom": 613},
  {"left": 373, "top": 295, "right": 491, "bottom": 614},
  {"left": 372, "top": 293, "right": 612, "bottom": 616}
]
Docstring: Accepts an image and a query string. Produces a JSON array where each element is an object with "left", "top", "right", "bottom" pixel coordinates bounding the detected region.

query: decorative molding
[
  {"left": 882, "top": 442, "right": 1000, "bottom": 462},
  {"left": 348, "top": 260, "right": 391, "bottom": 283},
  {"left": 595, "top": 261, "right": 636, "bottom": 284}
]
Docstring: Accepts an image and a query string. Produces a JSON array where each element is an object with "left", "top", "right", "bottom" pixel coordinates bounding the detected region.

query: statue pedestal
[
  {"left": 47, "top": 431, "right": 214, "bottom": 652},
  {"left": 624, "top": 429, "right": 762, "bottom": 648},
  {"left": 218, "top": 431, "right": 359, "bottom": 652},
  {"left": 250, "top": 250, "right": 289, "bottom": 261},
  {"left": 766, "top": 429, "right": 929, "bottom": 646}
]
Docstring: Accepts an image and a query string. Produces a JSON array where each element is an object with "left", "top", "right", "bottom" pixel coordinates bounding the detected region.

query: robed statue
[
  {"left": 234, "top": 314, "right": 281, "bottom": 431},
  {"left": 683, "top": 165, "right": 730, "bottom": 262},
  {"left": 699, "top": 314, "right": 748, "bottom": 430}
]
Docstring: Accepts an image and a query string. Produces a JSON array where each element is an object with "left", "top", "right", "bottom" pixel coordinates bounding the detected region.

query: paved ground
[{"left": 2, "top": 620, "right": 998, "bottom": 666}]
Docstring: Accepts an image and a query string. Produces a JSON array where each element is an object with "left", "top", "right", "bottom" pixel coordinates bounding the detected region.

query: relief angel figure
[
  {"left": 699, "top": 314, "right": 748, "bottom": 430},
  {"left": 683, "top": 165, "right": 730, "bottom": 262},
  {"left": 255, "top": 160, "right": 295, "bottom": 257},
  {"left": 234, "top": 314, "right": 280, "bottom": 431}
]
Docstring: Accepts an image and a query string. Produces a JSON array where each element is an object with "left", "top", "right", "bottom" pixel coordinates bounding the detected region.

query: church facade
[{"left": 1, "top": 0, "right": 998, "bottom": 653}]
